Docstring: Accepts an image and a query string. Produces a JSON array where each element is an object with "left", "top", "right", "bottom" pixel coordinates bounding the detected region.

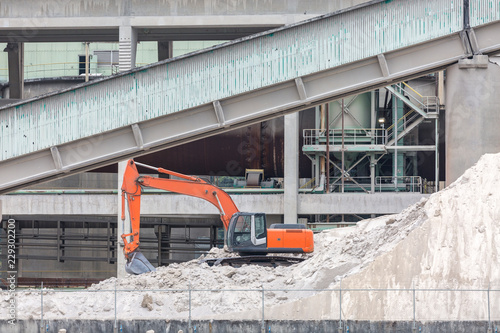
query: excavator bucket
[{"left": 125, "top": 251, "right": 156, "bottom": 275}]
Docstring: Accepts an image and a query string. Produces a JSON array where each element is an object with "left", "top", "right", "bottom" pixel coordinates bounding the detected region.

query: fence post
[
  {"left": 40, "top": 282, "right": 44, "bottom": 333},
  {"left": 488, "top": 284, "right": 492, "bottom": 333},
  {"left": 412, "top": 282, "right": 417, "bottom": 333},
  {"left": 338, "top": 279, "right": 342, "bottom": 333},
  {"left": 188, "top": 283, "right": 193, "bottom": 333},
  {"left": 114, "top": 280, "right": 118, "bottom": 333},
  {"left": 261, "top": 286, "right": 265, "bottom": 333}
]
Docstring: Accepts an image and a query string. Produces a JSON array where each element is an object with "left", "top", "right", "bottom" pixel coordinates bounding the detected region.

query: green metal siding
[{"left": 0, "top": 41, "right": 225, "bottom": 82}]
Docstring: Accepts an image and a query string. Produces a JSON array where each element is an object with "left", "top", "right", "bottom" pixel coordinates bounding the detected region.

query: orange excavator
[{"left": 121, "top": 159, "right": 314, "bottom": 274}]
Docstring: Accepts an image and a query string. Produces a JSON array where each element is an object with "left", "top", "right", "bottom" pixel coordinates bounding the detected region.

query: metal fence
[{"left": 4, "top": 284, "right": 500, "bottom": 332}]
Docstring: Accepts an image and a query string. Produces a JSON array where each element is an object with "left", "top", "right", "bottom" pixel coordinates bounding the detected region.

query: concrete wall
[
  {"left": 3, "top": 319, "right": 497, "bottom": 333},
  {"left": 0, "top": 194, "right": 116, "bottom": 217},
  {"left": 0, "top": 192, "right": 428, "bottom": 216}
]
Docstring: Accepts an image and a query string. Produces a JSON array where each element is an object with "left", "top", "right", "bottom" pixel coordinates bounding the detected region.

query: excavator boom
[{"left": 121, "top": 159, "right": 240, "bottom": 274}]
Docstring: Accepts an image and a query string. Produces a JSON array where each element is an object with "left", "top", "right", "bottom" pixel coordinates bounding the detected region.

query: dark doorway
[{"left": 78, "top": 55, "right": 85, "bottom": 75}]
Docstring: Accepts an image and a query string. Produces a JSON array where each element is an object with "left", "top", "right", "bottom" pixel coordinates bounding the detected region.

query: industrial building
[{"left": 1, "top": 0, "right": 499, "bottom": 285}]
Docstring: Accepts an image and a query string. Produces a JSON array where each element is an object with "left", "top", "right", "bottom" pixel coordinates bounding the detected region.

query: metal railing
[
  {"left": 303, "top": 115, "right": 425, "bottom": 149},
  {"left": 304, "top": 124, "right": 426, "bottom": 147},
  {"left": 322, "top": 176, "right": 422, "bottom": 193},
  {"left": 398, "top": 82, "right": 440, "bottom": 114},
  {"left": 384, "top": 82, "right": 439, "bottom": 144},
  {"left": 376, "top": 176, "right": 422, "bottom": 193},
  {"left": 327, "top": 176, "right": 372, "bottom": 193},
  {"left": 385, "top": 109, "right": 422, "bottom": 144},
  {"left": 4, "top": 284, "right": 499, "bottom": 332},
  {"left": 303, "top": 128, "right": 387, "bottom": 147}
]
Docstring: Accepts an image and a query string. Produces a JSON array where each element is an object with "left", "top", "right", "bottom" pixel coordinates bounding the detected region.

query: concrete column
[
  {"left": 445, "top": 55, "right": 500, "bottom": 185},
  {"left": 370, "top": 153, "right": 375, "bottom": 194},
  {"left": 314, "top": 106, "right": 321, "bottom": 188},
  {"left": 437, "top": 71, "right": 445, "bottom": 107},
  {"left": 117, "top": 161, "right": 130, "bottom": 278},
  {"left": 3, "top": 43, "right": 24, "bottom": 99},
  {"left": 158, "top": 41, "right": 173, "bottom": 61},
  {"left": 284, "top": 112, "right": 299, "bottom": 224},
  {"left": 0, "top": 200, "right": 2, "bottom": 279},
  {"left": 370, "top": 91, "right": 376, "bottom": 194},
  {"left": 393, "top": 86, "right": 405, "bottom": 188},
  {"left": 117, "top": 24, "right": 138, "bottom": 277},
  {"left": 119, "top": 26, "right": 138, "bottom": 72}
]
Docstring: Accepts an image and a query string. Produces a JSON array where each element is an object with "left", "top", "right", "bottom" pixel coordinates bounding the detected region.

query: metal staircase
[
  {"left": 385, "top": 83, "right": 439, "bottom": 146},
  {"left": 1, "top": 0, "right": 500, "bottom": 193}
]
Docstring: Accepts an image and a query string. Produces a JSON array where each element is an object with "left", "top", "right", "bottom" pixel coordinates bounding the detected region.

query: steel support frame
[
  {"left": 0, "top": 220, "right": 119, "bottom": 263},
  {"left": 2, "top": 22, "right": 500, "bottom": 193},
  {"left": 327, "top": 154, "right": 371, "bottom": 194},
  {"left": 0, "top": 217, "right": 223, "bottom": 265}
]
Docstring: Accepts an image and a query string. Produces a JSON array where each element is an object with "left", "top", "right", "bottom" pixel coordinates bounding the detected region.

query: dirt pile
[{"left": 2, "top": 153, "right": 499, "bottom": 321}]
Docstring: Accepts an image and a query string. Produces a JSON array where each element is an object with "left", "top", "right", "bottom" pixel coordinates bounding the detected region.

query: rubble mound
[{"left": 2, "top": 154, "right": 499, "bottom": 321}]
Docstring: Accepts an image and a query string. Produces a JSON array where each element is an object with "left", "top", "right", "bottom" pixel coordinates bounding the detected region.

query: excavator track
[{"left": 199, "top": 255, "right": 305, "bottom": 268}]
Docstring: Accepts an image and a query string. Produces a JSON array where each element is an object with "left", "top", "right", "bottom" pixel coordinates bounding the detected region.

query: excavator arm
[{"left": 120, "top": 159, "right": 240, "bottom": 273}]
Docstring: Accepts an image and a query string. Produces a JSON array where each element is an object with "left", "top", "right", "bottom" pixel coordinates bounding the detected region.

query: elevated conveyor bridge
[{"left": 1, "top": 0, "right": 500, "bottom": 193}]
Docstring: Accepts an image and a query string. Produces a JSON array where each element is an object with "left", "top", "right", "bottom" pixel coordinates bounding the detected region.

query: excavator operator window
[
  {"left": 254, "top": 214, "right": 266, "bottom": 239},
  {"left": 234, "top": 215, "right": 251, "bottom": 232},
  {"left": 233, "top": 215, "right": 252, "bottom": 245}
]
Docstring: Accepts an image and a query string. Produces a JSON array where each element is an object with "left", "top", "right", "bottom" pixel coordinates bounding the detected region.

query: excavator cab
[
  {"left": 226, "top": 212, "right": 314, "bottom": 254},
  {"left": 226, "top": 212, "right": 267, "bottom": 253}
]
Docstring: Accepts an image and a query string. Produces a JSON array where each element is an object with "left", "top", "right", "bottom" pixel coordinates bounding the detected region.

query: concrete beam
[
  {"left": 297, "top": 193, "right": 427, "bottom": 215},
  {"left": 0, "top": 192, "right": 428, "bottom": 216},
  {"left": 0, "top": 0, "right": 369, "bottom": 45},
  {"left": 0, "top": 194, "right": 116, "bottom": 216},
  {"left": 0, "top": 25, "right": 277, "bottom": 43},
  {"left": 0, "top": 1, "right": 395, "bottom": 44},
  {"left": 0, "top": 0, "right": 368, "bottom": 18}
]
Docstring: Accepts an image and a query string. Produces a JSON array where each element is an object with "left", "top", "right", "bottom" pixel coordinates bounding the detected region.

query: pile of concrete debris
[{"left": 1, "top": 154, "right": 499, "bottom": 322}]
